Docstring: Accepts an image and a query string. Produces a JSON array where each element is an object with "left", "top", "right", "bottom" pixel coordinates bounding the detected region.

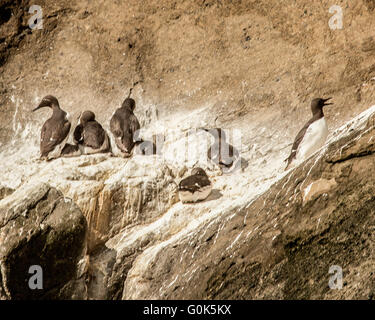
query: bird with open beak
[{"left": 285, "top": 97, "right": 333, "bottom": 170}]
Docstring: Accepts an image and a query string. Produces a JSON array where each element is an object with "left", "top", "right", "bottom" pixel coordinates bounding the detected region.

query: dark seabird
[
  {"left": 33, "top": 95, "right": 71, "bottom": 160},
  {"left": 60, "top": 143, "right": 81, "bottom": 157},
  {"left": 110, "top": 89, "right": 140, "bottom": 157},
  {"left": 73, "top": 110, "right": 111, "bottom": 155},
  {"left": 285, "top": 97, "right": 333, "bottom": 170},
  {"left": 201, "top": 128, "right": 240, "bottom": 173},
  {"left": 178, "top": 167, "right": 212, "bottom": 203}
]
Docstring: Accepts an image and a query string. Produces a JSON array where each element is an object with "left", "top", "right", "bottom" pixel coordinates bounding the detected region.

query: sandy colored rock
[
  {"left": 302, "top": 178, "right": 337, "bottom": 204},
  {"left": 2, "top": 0, "right": 375, "bottom": 300}
]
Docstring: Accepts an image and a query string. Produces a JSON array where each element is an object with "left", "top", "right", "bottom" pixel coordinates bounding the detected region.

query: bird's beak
[
  {"left": 32, "top": 101, "right": 49, "bottom": 112},
  {"left": 323, "top": 97, "right": 333, "bottom": 106}
]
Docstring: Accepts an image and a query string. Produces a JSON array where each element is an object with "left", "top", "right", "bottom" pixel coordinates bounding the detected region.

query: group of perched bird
[
  {"left": 33, "top": 93, "right": 333, "bottom": 204},
  {"left": 33, "top": 91, "right": 138, "bottom": 160}
]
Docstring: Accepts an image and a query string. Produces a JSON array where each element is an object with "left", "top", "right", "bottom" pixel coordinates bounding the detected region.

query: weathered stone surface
[
  {"left": 1, "top": 154, "right": 179, "bottom": 253},
  {"left": 3, "top": 0, "right": 375, "bottom": 301},
  {"left": 0, "top": 186, "right": 13, "bottom": 201},
  {"left": 302, "top": 178, "right": 337, "bottom": 205},
  {"left": 121, "top": 112, "right": 375, "bottom": 300},
  {"left": 0, "top": 183, "right": 87, "bottom": 300}
]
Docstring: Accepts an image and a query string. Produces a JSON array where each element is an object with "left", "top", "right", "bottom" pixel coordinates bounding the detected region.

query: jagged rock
[
  {"left": 1, "top": 154, "right": 179, "bottom": 253},
  {"left": 0, "top": 183, "right": 87, "bottom": 300},
  {"left": 0, "top": 185, "right": 13, "bottom": 201},
  {"left": 120, "top": 109, "right": 375, "bottom": 300},
  {"left": 2, "top": 107, "right": 374, "bottom": 300}
]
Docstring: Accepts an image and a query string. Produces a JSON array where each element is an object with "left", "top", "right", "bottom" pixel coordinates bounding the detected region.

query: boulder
[{"left": 0, "top": 183, "right": 87, "bottom": 300}]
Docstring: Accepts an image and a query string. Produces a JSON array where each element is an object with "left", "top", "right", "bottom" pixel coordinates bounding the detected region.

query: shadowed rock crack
[{"left": 327, "top": 149, "right": 375, "bottom": 164}]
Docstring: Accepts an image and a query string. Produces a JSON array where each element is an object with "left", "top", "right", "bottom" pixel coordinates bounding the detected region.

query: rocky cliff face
[
  {"left": 124, "top": 108, "right": 375, "bottom": 300},
  {"left": 0, "top": 183, "right": 87, "bottom": 299},
  {"left": 1, "top": 0, "right": 375, "bottom": 300}
]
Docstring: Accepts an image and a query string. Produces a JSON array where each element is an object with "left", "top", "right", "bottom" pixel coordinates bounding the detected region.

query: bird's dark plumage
[
  {"left": 33, "top": 95, "right": 71, "bottom": 160},
  {"left": 110, "top": 95, "right": 140, "bottom": 156},
  {"left": 178, "top": 168, "right": 211, "bottom": 193},
  {"left": 61, "top": 143, "right": 80, "bottom": 156},
  {"left": 73, "top": 110, "right": 111, "bottom": 154},
  {"left": 202, "top": 128, "right": 239, "bottom": 171},
  {"left": 284, "top": 118, "right": 315, "bottom": 169},
  {"left": 178, "top": 167, "right": 212, "bottom": 203}
]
